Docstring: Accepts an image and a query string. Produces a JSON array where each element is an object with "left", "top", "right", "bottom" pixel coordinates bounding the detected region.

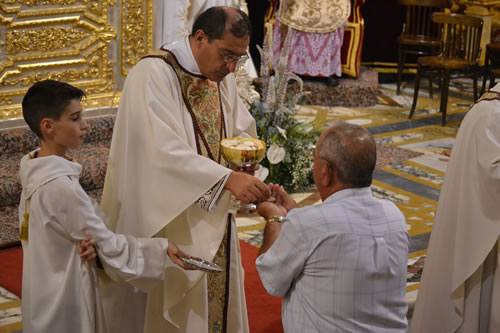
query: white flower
[
  {"left": 267, "top": 143, "right": 286, "bottom": 164},
  {"left": 255, "top": 165, "right": 269, "bottom": 181},
  {"left": 277, "top": 126, "right": 287, "bottom": 139}
]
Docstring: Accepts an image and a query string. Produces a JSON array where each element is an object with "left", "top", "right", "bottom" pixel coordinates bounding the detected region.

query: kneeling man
[{"left": 256, "top": 122, "right": 409, "bottom": 333}]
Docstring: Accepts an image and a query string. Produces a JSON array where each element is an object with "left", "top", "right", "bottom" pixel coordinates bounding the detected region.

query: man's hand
[
  {"left": 225, "top": 171, "right": 271, "bottom": 203},
  {"left": 269, "top": 183, "right": 297, "bottom": 212},
  {"left": 257, "top": 201, "right": 287, "bottom": 220},
  {"left": 167, "top": 242, "right": 194, "bottom": 270},
  {"left": 77, "top": 238, "right": 96, "bottom": 262},
  {"left": 257, "top": 183, "right": 297, "bottom": 219}
]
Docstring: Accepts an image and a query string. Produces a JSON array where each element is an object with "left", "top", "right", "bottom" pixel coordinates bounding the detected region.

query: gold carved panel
[
  {"left": 0, "top": 0, "right": 154, "bottom": 120},
  {"left": 121, "top": 0, "right": 153, "bottom": 76}
]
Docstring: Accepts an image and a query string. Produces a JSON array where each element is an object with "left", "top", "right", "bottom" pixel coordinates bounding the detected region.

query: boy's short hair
[{"left": 22, "top": 80, "right": 86, "bottom": 138}]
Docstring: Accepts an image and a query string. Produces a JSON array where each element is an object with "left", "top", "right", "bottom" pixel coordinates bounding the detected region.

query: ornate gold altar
[{"left": 0, "top": 0, "right": 153, "bottom": 121}]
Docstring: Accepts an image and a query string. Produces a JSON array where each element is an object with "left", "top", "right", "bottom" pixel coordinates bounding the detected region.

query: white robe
[
  {"left": 410, "top": 84, "right": 500, "bottom": 332},
  {"left": 19, "top": 151, "right": 171, "bottom": 333},
  {"left": 100, "top": 37, "right": 253, "bottom": 332}
]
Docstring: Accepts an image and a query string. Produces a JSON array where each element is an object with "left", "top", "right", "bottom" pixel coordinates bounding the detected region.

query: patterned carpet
[{"left": 0, "top": 79, "right": 476, "bottom": 331}]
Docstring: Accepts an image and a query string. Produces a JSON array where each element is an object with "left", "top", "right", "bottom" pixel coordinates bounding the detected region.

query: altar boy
[{"left": 18, "top": 79, "right": 190, "bottom": 333}]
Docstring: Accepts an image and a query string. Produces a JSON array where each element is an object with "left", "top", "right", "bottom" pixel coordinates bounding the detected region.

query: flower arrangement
[{"left": 251, "top": 23, "right": 321, "bottom": 192}]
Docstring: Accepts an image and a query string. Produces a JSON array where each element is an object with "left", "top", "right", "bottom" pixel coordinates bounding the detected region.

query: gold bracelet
[{"left": 266, "top": 216, "right": 284, "bottom": 223}]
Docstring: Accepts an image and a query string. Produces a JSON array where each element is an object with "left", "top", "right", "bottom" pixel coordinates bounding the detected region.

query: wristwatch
[{"left": 266, "top": 216, "right": 284, "bottom": 223}]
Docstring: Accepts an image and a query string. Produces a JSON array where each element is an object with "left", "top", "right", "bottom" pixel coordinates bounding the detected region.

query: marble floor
[
  {"left": 0, "top": 80, "right": 477, "bottom": 332},
  {"left": 0, "top": 286, "right": 21, "bottom": 333}
]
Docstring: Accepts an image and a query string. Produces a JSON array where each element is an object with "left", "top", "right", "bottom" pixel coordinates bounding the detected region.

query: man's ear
[
  {"left": 193, "top": 29, "right": 207, "bottom": 46},
  {"left": 40, "top": 118, "right": 54, "bottom": 137},
  {"left": 320, "top": 161, "right": 333, "bottom": 188}
]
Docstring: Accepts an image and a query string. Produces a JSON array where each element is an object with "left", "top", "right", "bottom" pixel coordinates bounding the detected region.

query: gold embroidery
[
  {"left": 207, "top": 223, "right": 229, "bottom": 333},
  {"left": 19, "top": 204, "right": 29, "bottom": 242},
  {"left": 160, "top": 51, "right": 226, "bottom": 163},
  {"left": 476, "top": 91, "right": 500, "bottom": 103},
  {"left": 279, "top": 0, "right": 351, "bottom": 34}
]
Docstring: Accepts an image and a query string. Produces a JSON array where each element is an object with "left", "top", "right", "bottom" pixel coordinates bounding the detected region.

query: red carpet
[
  {"left": 240, "top": 240, "right": 284, "bottom": 333},
  {"left": 0, "top": 245, "right": 22, "bottom": 297},
  {"left": 0, "top": 243, "right": 283, "bottom": 332}
]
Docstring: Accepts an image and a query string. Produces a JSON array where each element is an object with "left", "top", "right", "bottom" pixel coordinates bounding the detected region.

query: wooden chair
[
  {"left": 409, "top": 13, "right": 483, "bottom": 126},
  {"left": 481, "top": 43, "right": 500, "bottom": 94},
  {"left": 396, "top": 0, "right": 451, "bottom": 95}
]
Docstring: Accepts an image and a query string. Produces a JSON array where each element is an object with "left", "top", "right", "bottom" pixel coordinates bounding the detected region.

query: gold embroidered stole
[
  {"left": 154, "top": 50, "right": 227, "bottom": 164},
  {"left": 144, "top": 50, "right": 230, "bottom": 332},
  {"left": 279, "top": 0, "right": 351, "bottom": 33},
  {"left": 476, "top": 91, "right": 500, "bottom": 103}
]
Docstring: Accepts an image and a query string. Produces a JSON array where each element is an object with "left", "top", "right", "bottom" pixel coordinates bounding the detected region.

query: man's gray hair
[{"left": 318, "top": 121, "right": 376, "bottom": 187}]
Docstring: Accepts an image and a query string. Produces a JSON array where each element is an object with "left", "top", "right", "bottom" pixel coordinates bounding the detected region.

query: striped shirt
[{"left": 256, "top": 187, "right": 409, "bottom": 333}]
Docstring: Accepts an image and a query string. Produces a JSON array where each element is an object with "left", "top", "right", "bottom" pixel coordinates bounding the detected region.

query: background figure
[
  {"left": 256, "top": 122, "right": 409, "bottom": 333},
  {"left": 101, "top": 7, "right": 269, "bottom": 333},
  {"left": 410, "top": 84, "right": 500, "bottom": 332},
  {"left": 272, "top": 0, "right": 350, "bottom": 86}
]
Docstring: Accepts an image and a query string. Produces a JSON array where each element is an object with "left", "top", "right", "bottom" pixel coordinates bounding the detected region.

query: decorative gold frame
[{"left": 0, "top": 0, "right": 154, "bottom": 121}]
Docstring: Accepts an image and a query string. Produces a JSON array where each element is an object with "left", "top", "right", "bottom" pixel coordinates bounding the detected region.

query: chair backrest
[
  {"left": 398, "top": 0, "right": 451, "bottom": 39},
  {"left": 432, "top": 13, "right": 483, "bottom": 63}
]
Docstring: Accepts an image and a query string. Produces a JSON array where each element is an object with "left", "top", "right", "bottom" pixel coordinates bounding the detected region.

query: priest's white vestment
[
  {"left": 410, "top": 84, "right": 500, "bottom": 332},
  {"left": 19, "top": 151, "right": 171, "bottom": 333},
  {"left": 100, "top": 37, "right": 253, "bottom": 332}
]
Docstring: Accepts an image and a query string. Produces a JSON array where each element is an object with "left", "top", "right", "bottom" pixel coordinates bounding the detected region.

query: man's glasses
[{"left": 219, "top": 50, "right": 249, "bottom": 64}]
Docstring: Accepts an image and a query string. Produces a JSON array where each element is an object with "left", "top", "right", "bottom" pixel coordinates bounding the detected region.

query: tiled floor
[{"left": 0, "top": 286, "right": 22, "bottom": 332}]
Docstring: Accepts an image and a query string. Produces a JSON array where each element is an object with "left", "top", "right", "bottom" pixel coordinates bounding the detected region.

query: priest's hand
[
  {"left": 167, "top": 242, "right": 194, "bottom": 270},
  {"left": 225, "top": 171, "right": 271, "bottom": 203},
  {"left": 77, "top": 238, "right": 97, "bottom": 262},
  {"left": 229, "top": 163, "right": 260, "bottom": 176}
]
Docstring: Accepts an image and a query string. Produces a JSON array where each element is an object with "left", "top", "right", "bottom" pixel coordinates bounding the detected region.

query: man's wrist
[{"left": 266, "top": 216, "right": 284, "bottom": 223}]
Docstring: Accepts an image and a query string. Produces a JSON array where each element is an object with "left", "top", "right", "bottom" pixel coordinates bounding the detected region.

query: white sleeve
[
  {"left": 41, "top": 177, "right": 170, "bottom": 292},
  {"left": 196, "top": 173, "right": 230, "bottom": 212}
]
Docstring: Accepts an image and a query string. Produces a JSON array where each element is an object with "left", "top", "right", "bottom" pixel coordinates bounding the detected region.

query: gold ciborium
[{"left": 221, "top": 137, "right": 266, "bottom": 212}]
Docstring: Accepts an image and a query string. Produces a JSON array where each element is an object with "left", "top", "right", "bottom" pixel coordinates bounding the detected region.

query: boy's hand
[
  {"left": 167, "top": 242, "right": 194, "bottom": 270},
  {"left": 77, "top": 238, "right": 96, "bottom": 262}
]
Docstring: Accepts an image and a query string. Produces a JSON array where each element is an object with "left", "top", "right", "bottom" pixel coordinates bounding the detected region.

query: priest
[
  {"left": 100, "top": 6, "right": 270, "bottom": 333},
  {"left": 410, "top": 84, "right": 500, "bottom": 332}
]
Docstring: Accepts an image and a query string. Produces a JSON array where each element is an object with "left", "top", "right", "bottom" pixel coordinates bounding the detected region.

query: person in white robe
[
  {"left": 100, "top": 6, "right": 270, "bottom": 333},
  {"left": 19, "top": 80, "right": 190, "bottom": 333},
  {"left": 410, "top": 83, "right": 500, "bottom": 332}
]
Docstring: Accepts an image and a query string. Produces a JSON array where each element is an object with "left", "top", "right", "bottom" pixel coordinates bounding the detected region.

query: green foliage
[{"left": 250, "top": 100, "right": 321, "bottom": 192}]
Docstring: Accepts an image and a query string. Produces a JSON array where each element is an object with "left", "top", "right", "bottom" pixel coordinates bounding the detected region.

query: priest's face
[{"left": 192, "top": 30, "right": 250, "bottom": 82}]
